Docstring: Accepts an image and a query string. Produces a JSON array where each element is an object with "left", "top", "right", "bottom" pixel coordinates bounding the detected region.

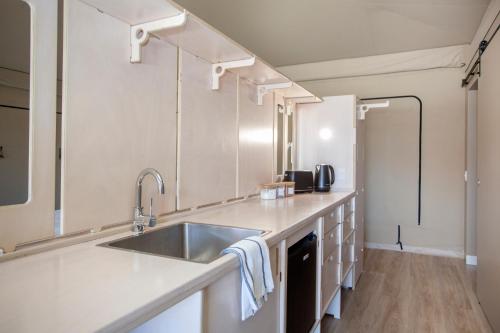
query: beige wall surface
[{"left": 301, "top": 68, "right": 466, "bottom": 254}]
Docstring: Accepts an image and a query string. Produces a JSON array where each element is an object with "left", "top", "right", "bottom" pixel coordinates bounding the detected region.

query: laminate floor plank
[{"left": 321, "top": 249, "right": 492, "bottom": 333}]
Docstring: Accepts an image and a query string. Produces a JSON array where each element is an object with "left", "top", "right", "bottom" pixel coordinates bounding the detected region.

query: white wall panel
[
  {"left": 296, "top": 95, "right": 356, "bottom": 191},
  {"left": 178, "top": 50, "right": 237, "bottom": 209},
  {"left": 237, "top": 79, "right": 274, "bottom": 196},
  {"left": 62, "top": 0, "right": 177, "bottom": 234}
]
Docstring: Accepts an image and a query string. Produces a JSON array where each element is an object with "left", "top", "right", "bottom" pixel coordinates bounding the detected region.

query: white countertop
[{"left": 0, "top": 191, "right": 354, "bottom": 333}]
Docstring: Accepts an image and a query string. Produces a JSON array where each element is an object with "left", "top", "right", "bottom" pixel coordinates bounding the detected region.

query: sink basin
[{"left": 99, "top": 222, "right": 266, "bottom": 263}]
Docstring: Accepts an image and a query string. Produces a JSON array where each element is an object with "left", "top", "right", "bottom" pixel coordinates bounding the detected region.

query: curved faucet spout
[{"left": 135, "top": 168, "right": 166, "bottom": 214}]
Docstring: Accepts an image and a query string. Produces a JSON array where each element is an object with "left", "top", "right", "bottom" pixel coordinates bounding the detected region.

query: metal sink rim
[{"left": 98, "top": 221, "right": 270, "bottom": 264}]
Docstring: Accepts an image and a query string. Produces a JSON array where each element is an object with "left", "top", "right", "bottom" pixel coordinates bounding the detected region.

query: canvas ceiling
[{"left": 173, "top": 0, "right": 490, "bottom": 67}]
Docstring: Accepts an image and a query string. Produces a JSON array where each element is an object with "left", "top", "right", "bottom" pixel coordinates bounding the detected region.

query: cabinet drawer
[
  {"left": 342, "top": 214, "right": 355, "bottom": 242},
  {"left": 323, "top": 207, "right": 340, "bottom": 233},
  {"left": 321, "top": 256, "right": 340, "bottom": 310},
  {"left": 343, "top": 198, "right": 354, "bottom": 218},
  {"left": 323, "top": 225, "right": 341, "bottom": 260},
  {"left": 342, "top": 234, "right": 354, "bottom": 264}
]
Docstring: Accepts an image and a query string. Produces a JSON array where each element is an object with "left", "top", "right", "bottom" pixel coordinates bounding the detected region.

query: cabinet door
[
  {"left": 476, "top": 33, "right": 500, "bottom": 332},
  {"left": 131, "top": 291, "right": 202, "bottom": 333},
  {"left": 321, "top": 249, "right": 340, "bottom": 312},
  {"left": 204, "top": 245, "right": 281, "bottom": 333}
]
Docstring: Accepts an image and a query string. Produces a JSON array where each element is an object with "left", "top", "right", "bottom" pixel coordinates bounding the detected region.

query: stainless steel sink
[{"left": 99, "top": 222, "right": 266, "bottom": 263}]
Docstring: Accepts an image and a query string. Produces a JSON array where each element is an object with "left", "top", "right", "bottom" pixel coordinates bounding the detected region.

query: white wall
[{"left": 299, "top": 68, "right": 466, "bottom": 255}]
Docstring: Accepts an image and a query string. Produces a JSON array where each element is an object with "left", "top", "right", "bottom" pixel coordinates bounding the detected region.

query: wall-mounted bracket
[
  {"left": 256, "top": 82, "right": 292, "bottom": 105},
  {"left": 357, "top": 101, "right": 390, "bottom": 120},
  {"left": 211, "top": 57, "right": 256, "bottom": 90},
  {"left": 130, "top": 11, "right": 187, "bottom": 63}
]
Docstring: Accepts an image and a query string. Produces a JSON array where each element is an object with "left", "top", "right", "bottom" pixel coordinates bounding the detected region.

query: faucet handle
[
  {"left": 149, "top": 215, "right": 157, "bottom": 228},
  {"left": 134, "top": 223, "right": 146, "bottom": 234}
]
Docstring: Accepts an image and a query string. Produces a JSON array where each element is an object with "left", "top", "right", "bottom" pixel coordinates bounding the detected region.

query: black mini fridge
[{"left": 286, "top": 232, "right": 317, "bottom": 333}]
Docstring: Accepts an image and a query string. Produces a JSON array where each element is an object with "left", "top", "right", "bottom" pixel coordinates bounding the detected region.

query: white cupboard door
[{"left": 204, "top": 245, "right": 281, "bottom": 333}]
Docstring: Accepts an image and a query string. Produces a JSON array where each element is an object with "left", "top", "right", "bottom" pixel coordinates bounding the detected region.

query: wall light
[{"left": 319, "top": 128, "right": 333, "bottom": 141}]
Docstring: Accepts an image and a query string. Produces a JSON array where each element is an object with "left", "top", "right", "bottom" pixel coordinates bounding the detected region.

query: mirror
[{"left": 0, "top": 0, "right": 31, "bottom": 206}]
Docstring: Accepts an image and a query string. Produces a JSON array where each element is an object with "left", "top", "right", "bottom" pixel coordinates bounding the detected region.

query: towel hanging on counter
[{"left": 222, "top": 236, "right": 274, "bottom": 321}]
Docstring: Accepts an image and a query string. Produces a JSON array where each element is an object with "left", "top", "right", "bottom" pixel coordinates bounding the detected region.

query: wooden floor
[{"left": 322, "top": 249, "right": 492, "bottom": 333}]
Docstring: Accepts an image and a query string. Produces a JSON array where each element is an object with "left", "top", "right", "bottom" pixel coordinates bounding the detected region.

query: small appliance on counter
[
  {"left": 283, "top": 170, "right": 314, "bottom": 193},
  {"left": 314, "top": 164, "right": 335, "bottom": 192}
]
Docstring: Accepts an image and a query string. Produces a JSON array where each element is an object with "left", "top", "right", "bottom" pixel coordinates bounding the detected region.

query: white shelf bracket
[
  {"left": 357, "top": 101, "right": 390, "bottom": 120},
  {"left": 256, "top": 82, "right": 293, "bottom": 105},
  {"left": 211, "top": 57, "right": 256, "bottom": 90},
  {"left": 130, "top": 11, "right": 187, "bottom": 63}
]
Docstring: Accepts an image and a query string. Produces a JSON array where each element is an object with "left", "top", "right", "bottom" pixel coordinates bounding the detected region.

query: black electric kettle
[{"left": 314, "top": 164, "right": 335, "bottom": 192}]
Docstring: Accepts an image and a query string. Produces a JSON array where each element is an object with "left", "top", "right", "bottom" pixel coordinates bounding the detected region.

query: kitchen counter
[{"left": 0, "top": 191, "right": 354, "bottom": 333}]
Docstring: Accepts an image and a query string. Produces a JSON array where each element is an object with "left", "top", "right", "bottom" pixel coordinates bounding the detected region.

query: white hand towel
[{"left": 222, "top": 236, "right": 275, "bottom": 320}]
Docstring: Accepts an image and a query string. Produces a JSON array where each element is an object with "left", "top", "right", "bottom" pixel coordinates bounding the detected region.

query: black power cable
[
  {"left": 396, "top": 224, "right": 403, "bottom": 250},
  {"left": 0, "top": 104, "right": 29, "bottom": 110},
  {"left": 360, "top": 95, "right": 423, "bottom": 226}
]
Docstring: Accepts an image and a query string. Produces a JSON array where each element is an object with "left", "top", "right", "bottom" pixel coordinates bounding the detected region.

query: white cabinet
[
  {"left": 131, "top": 291, "right": 203, "bottom": 333},
  {"left": 320, "top": 196, "right": 362, "bottom": 319},
  {"left": 321, "top": 221, "right": 341, "bottom": 313},
  {"left": 203, "top": 245, "right": 281, "bottom": 333}
]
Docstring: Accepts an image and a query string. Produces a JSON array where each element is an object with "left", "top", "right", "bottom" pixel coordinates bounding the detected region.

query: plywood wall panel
[
  {"left": 62, "top": 0, "right": 177, "bottom": 234},
  {"left": 178, "top": 50, "right": 237, "bottom": 209},
  {"left": 237, "top": 79, "right": 274, "bottom": 196}
]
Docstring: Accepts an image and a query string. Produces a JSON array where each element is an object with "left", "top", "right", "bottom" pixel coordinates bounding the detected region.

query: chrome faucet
[{"left": 133, "top": 168, "right": 165, "bottom": 234}]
